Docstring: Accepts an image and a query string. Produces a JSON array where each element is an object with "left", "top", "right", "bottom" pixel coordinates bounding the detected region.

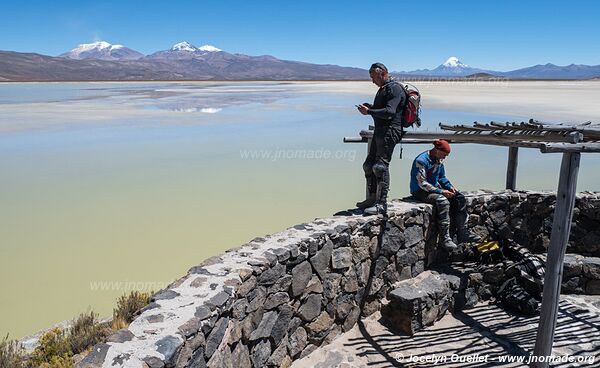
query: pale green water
[{"left": 0, "top": 82, "right": 598, "bottom": 338}]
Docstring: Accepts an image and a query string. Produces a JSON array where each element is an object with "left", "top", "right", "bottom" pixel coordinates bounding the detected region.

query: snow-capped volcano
[
  {"left": 198, "top": 45, "right": 221, "bottom": 52},
  {"left": 442, "top": 56, "right": 468, "bottom": 68},
  {"left": 60, "top": 41, "right": 143, "bottom": 61},
  {"left": 171, "top": 41, "right": 198, "bottom": 52},
  {"left": 400, "top": 56, "right": 493, "bottom": 77},
  {"left": 147, "top": 42, "right": 224, "bottom": 60}
]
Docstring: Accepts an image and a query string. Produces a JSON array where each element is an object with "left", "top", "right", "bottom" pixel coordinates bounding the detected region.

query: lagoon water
[{"left": 1, "top": 81, "right": 599, "bottom": 338}]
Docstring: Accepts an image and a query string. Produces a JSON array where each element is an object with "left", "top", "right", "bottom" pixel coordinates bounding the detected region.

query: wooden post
[
  {"left": 532, "top": 152, "right": 581, "bottom": 367},
  {"left": 506, "top": 147, "right": 518, "bottom": 190},
  {"left": 366, "top": 136, "right": 372, "bottom": 197}
]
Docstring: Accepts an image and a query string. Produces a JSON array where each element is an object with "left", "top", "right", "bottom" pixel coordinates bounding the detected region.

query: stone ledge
[{"left": 77, "top": 191, "right": 600, "bottom": 368}]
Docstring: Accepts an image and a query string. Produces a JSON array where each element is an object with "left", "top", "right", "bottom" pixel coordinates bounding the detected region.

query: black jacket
[{"left": 368, "top": 79, "right": 406, "bottom": 130}]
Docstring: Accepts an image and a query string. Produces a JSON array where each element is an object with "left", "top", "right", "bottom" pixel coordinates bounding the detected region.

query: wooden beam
[
  {"left": 343, "top": 137, "right": 368, "bottom": 143},
  {"left": 506, "top": 147, "right": 518, "bottom": 190},
  {"left": 359, "top": 129, "right": 581, "bottom": 144},
  {"left": 541, "top": 142, "right": 600, "bottom": 153},
  {"left": 532, "top": 152, "right": 581, "bottom": 368}
]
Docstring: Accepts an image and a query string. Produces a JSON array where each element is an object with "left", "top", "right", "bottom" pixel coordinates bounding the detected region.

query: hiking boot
[
  {"left": 364, "top": 203, "right": 387, "bottom": 216},
  {"left": 356, "top": 195, "right": 376, "bottom": 209},
  {"left": 457, "top": 229, "right": 482, "bottom": 244},
  {"left": 440, "top": 234, "right": 458, "bottom": 251}
]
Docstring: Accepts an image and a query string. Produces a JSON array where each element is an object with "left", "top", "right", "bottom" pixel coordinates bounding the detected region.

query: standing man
[
  {"left": 410, "top": 140, "right": 481, "bottom": 250},
  {"left": 356, "top": 63, "right": 405, "bottom": 215}
]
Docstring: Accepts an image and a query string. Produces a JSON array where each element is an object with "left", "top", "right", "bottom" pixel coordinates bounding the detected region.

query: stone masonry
[{"left": 77, "top": 191, "right": 600, "bottom": 368}]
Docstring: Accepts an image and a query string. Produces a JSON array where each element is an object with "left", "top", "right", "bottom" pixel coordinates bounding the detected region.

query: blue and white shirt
[{"left": 410, "top": 151, "right": 453, "bottom": 194}]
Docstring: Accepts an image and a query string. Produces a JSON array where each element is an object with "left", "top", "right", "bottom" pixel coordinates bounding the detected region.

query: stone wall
[
  {"left": 77, "top": 191, "right": 600, "bottom": 368},
  {"left": 464, "top": 191, "right": 600, "bottom": 256}
]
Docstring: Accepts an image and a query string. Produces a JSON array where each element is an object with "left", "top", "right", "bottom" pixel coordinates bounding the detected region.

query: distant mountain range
[
  {"left": 396, "top": 56, "right": 600, "bottom": 80},
  {"left": 1, "top": 41, "right": 599, "bottom": 81}
]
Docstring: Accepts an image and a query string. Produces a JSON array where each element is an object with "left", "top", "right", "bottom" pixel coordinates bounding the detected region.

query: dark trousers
[
  {"left": 412, "top": 189, "right": 467, "bottom": 230},
  {"left": 362, "top": 126, "right": 403, "bottom": 204}
]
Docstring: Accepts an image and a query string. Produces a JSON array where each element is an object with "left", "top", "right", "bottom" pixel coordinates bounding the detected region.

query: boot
[
  {"left": 364, "top": 182, "right": 387, "bottom": 215},
  {"left": 457, "top": 227, "right": 482, "bottom": 244},
  {"left": 364, "top": 202, "right": 387, "bottom": 216},
  {"left": 439, "top": 221, "right": 458, "bottom": 251},
  {"left": 356, "top": 194, "right": 376, "bottom": 209}
]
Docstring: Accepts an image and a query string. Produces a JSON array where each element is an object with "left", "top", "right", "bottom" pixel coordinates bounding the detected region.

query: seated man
[{"left": 410, "top": 140, "right": 481, "bottom": 251}]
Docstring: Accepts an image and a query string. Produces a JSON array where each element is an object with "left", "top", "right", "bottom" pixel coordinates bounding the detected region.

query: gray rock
[
  {"left": 264, "top": 292, "right": 290, "bottom": 310},
  {"left": 106, "top": 329, "right": 134, "bottom": 343},
  {"left": 189, "top": 347, "right": 207, "bottom": 368},
  {"left": 195, "top": 306, "right": 211, "bottom": 320},
  {"left": 331, "top": 247, "right": 353, "bottom": 269},
  {"left": 249, "top": 310, "right": 278, "bottom": 341},
  {"left": 396, "top": 248, "right": 419, "bottom": 266},
  {"left": 267, "top": 335, "right": 289, "bottom": 366},
  {"left": 78, "top": 343, "right": 110, "bottom": 367},
  {"left": 351, "top": 236, "right": 371, "bottom": 263},
  {"left": 142, "top": 356, "right": 164, "bottom": 368},
  {"left": 373, "top": 257, "right": 389, "bottom": 278},
  {"left": 342, "top": 269, "right": 359, "bottom": 293},
  {"left": 246, "top": 287, "right": 267, "bottom": 313},
  {"left": 258, "top": 264, "right": 286, "bottom": 286},
  {"left": 306, "top": 311, "right": 334, "bottom": 337},
  {"left": 336, "top": 294, "right": 355, "bottom": 319},
  {"left": 205, "top": 317, "right": 229, "bottom": 359},
  {"left": 251, "top": 339, "right": 271, "bottom": 367},
  {"left": 263, "top": 252, "right": 278, "bottom": 266},
  {"left": 357, "top": 260, "right": 371, "bottom": 286},
  {"left": 287, "top": 327, "right": 308, "bottom": 358},
  {"left": 483, "top": 266, "right": 505, "bottom": 284},
  {"left": 111, "top": 353, "right": 131, "bottom": 366},
  {"left": 206, "top": 291, "right": 231, "bottom": 310},
  {"left": 270, "top": 274, "right": 293, "bottom": 293},
  {"left": 404, "top": 226, "right": 424, "bottom": 247},
  {"left": 381, "top": 225, "right": 404, "bottom": 255},
  {"left": 304, "top": 276, "right": 324, "bottom": 294},
  {"left": 398, "top": 265, "right": 412, "bottom": 281},
  {"left": 153, "top": 289, "right": 180, "bottom": 301},
  {"left": 232, "top": 342, "right": 252, "bottom": 368},
  {"left": 563, "top": 254, "right": 583, "bottom": 277},
  {"left": 412, "top": 261, "right": 425, "bottom": 277},
  {"left": 237, "top": 276, "right": 257, "bottom": 297},
  {"left": 273, "top": 247, "right": 291, "bottom": 262},
  {"left": 310, "top": 239, "right": 333, "bottom": 280},
  {"left": 228, "top": 320, "right": 243, "bottom": 346},
  {"left": 586, "top": 279, "right": 600, "bottom": 294},
  {"left": 231, "top": 299, "right": 249, "bottom": 319},
  {"left": 582, "top": 257, "right": 600, "bottom": 279},
  {"left": 299, "top": 344, "right": 318, "bottom": 359},
  {"left": 562, "top": 276, "right": 586, "bottom": 294},
  {"left": 206, "top": 345, "right": 233, "bottom": 368},
  {"left": 323, "top": 273, "right": 342, "bottom": 300},
  {"left": 178, "top": 317, "right": 201, "bottom": 337},
  {"left": 343, "top": 306, "right": 361, "bottom": 332},
  {"left": 291, "top": 261, "right": 313, "bottom": 297},
  {"left": 298, "top": 294, "right": 322, "bottom": 322},
  {"left": 385, "top": 271, "right": 452, "bottom": 335},
  {"left": 271, "top": 304, "right": 293, "bottom": 343},
  {"left": 156, "top": 335, "right": 182, "bottom": 367}
]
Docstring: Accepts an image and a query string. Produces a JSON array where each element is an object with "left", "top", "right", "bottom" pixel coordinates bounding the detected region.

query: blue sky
[{"left": 1, "top": 0, "right": 599, "bottom": 71}]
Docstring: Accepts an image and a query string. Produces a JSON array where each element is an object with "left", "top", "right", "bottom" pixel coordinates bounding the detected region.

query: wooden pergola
[{"left": 344, "top": 119, "right": 600, "bottom": 367}]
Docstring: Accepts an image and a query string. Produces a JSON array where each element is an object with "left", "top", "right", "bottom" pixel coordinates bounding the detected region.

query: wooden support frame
[
  {"left": 344, "top": 119, "right": 598, "bottom": 364},
  {"left": 506, "top": 147, "right": 518, "bottom": 190},
  {"left": 532, "top": 152, "right": 581, "bottom": 367}
]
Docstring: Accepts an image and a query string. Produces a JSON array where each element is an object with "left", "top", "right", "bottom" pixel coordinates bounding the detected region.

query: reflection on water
[{"left": 0, "top": 82, "right": 599, "bottom": 339}]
